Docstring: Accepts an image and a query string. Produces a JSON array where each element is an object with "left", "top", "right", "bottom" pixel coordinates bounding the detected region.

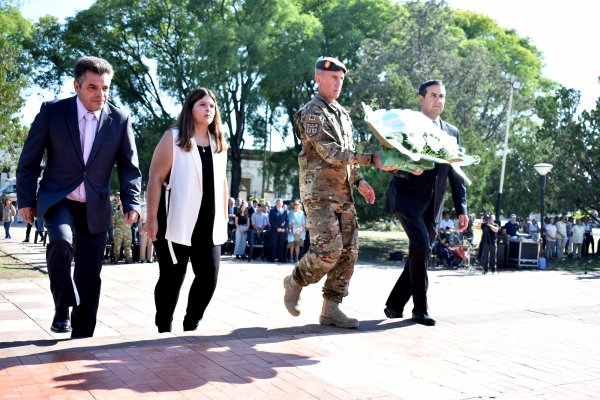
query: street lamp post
[
  {"left": 534, "top": 163, "right": 553, "bottom": 262},
  {"left": 496, "top": 79, "right": 522, "bottom": 222}
]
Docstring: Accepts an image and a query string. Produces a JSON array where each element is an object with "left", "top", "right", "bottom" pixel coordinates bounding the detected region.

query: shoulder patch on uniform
[{"left": 305, "top": 122, "right": 320, "bottom": 137}]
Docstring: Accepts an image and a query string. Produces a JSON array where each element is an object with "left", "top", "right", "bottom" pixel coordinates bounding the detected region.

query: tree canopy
[
  {"left": 0, "top": 2, "right": 32, "bottom": 171},
  {"left": 4, "top": 0, "right": 598, "bottom": 219}
]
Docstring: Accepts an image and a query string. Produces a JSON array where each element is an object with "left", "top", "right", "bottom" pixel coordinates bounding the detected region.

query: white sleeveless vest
[{"left": 164, "top": 128, "right": 228, "bottom": 262}]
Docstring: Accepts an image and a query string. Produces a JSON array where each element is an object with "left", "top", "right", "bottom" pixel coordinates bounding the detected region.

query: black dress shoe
[
  {"left": 71, "top": 332, "right": 93, "bottom": 339},
  {"left": 384, "top": 306, "right": 403, "bottom": 319},
  {"left": 50, "top": 308, "right": 72, "bottom": 333},
  {"left": 183, "top": 321, "right": 199, "bottom": 332},
  {"left": 412, "top": 311, "right": 436, "bottom": 326},
  {"left": 157, "top": 324, "right": 172, "bottom": 333}
]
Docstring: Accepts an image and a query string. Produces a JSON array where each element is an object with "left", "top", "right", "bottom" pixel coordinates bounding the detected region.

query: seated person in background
[
  {"left": 248, "top": 199, "right": 258, "bottom": 219},
  {"left": 503, "top": 214, "right": 520, "bottom": 238},
  {"left": 248, "top": 203, "right": 269, "bottom": 261},
  {"left": 234, "top": 203, "right": 249, "bottom": 259},
  {"left": 439, "top": 211, "right": 455, "bottom": 230},
  {"left": 462, "top": 215, "right": 475, "bottom": 245},
  {"left": 437, "top": 227, "right": 457, "bottom": 267}
]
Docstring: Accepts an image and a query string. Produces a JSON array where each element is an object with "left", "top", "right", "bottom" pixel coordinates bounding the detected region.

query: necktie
[
  {"left": 82, "top": 112, "right": 95, "bottom": 164},
  {"left": 79, "top": 112, "right": 95, "bottom": 200}
]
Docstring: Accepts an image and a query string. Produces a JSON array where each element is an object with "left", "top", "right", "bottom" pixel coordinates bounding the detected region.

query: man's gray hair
[{"left": 74, "top": 56, "right": 114, "bottom": 85}]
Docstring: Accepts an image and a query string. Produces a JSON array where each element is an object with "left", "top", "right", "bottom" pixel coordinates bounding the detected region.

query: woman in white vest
[{"left": 145, "top": 88, "right": 228, "bottom": 333}]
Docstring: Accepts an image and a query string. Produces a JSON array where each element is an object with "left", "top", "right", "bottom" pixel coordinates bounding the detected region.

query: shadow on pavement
[
  {"left": 0, "top": 319, "right": 414, "bottom": 393},
  {"left": 1, "top": 319, "right": 414, "bottom": 354},
  {"left": 1, "top": 330, "right": 327, "bottom": 394}
]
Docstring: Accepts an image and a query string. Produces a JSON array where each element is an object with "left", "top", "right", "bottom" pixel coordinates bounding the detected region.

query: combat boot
[
  {"left": 319, "top": 299, "right": 359, "bottom": 328},
  {"left": 283, "top": 275, "right": 302, "bottom": 316}
]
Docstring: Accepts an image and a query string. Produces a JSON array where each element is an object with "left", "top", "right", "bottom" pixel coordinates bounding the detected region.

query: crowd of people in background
[
  {"left": 8, "top": 190, "right": 600, "bottom": 266},
  {"left": 7, "top": 189, "right": 311, "bottom": 266},
  {"left": 540, "top": 215, "right": 596, "bottom": 260},
  {"left": 434, "top": 211, "right": 600, "bottom": 268},
  {"left": 227, "top": 196, "right": 307, "bottom": 263},
  {"left": 6, "top": 191, "right": 152, "bottom": 265}
]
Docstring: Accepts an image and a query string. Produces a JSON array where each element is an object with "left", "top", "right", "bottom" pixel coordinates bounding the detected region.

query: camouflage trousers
[
  {"left": 112, "top": 225, "right": 132, "bottom": 260},
  {"left": 292, "top": 200, "right": 358, "bottom": 303}
]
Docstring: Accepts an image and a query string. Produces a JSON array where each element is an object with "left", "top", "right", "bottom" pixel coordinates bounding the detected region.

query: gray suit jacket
[{"left": 17, "top": 96, "right": 141, "bottom": 233}]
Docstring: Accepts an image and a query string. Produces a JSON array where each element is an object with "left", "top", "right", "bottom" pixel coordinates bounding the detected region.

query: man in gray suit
[{"left": 17, "top": 56, "right": 142, "bottom": 338}]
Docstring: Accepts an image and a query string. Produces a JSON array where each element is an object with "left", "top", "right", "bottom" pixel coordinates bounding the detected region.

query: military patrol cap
[{"left": 315, "top": 56, "right": 347, "bottom": 73}]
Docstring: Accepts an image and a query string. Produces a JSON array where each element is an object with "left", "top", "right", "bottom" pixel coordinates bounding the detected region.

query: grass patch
[
  {"left": 358, "top": 229, "right": 408, "bottom": 265},
  {"left": 544, "top": 256, "right": 600, "bottom": 272},
  {"left": 0, "top": 251, "right": 43, "bottom": 279},
  {"left": 357, "top": 228, "right": 600, "bottom": 273}
]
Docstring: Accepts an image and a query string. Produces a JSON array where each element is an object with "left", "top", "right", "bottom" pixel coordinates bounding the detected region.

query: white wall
[{"left": 226, "top": 158, "right": 294, "bottom": 201}]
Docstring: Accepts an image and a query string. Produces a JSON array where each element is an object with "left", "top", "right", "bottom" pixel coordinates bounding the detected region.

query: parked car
[{"left": 0, "top": 178, "right": 17, "bottom": 205}]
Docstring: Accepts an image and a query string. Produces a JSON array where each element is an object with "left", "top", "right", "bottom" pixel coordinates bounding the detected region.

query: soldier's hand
[
  {"left": 372, "top": 152, "right": 397, "bottom": 172},
  {"left": 410, "top": 169, "right": 424, "bottom": 176},
  {"left": 358, "top": 180, "right": 376, "bottom": 204}
]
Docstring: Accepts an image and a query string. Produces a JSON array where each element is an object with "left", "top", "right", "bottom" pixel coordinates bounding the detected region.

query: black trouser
[
  {"left": 583, "top": 232, "right": 594, "bottom": 256},
  {"left": 386, "top": 208, "right": 436, "bottom": 315},
  {"left": 45, "top": 199, "right": 107, "bottom": 338},
  {"left": 479, "top": 241, "right": 497, "bottom": 273},
  {"left": 25, "top": 222, "right": 32, "bottom": 240},
  {"left": 269, "top": 230, "right": 287, "bottom": 262},
  {"left": 153, "top": 238, "right": 221, "bottom": 329},
  {"left": 248, "top": 230, "right": 268, "bottom": 260}
]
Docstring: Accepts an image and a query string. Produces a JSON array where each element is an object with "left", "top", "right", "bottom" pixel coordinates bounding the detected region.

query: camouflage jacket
[
  {"left": 111, "top": 202, "right": 126, "bottom": 228},
  {"left": 294, "top": 93, "right": 373, "bottom": 203}
]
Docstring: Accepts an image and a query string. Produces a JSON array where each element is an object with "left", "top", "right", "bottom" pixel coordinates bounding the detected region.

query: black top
[
  {"left": 504, "top": 221, "right": 519, "bottom": 236},
  {"left": 236, "top": 213, "right": 248, "bottom": 226},
  {"left": 482, "top": 223, "right": 498, "bottom": 244},
  {"left": 192, "top": 145, "right": 215, "bottom": 244}
]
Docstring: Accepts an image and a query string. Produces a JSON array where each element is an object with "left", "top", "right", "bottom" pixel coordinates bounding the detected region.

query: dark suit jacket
[
  {"left": 385, "top": 119, "right": 467, "bottom": 223},
  {"left": 268, "top": 207, "right": 289, "bottom": 232},
  {"left": 17, "top": 96, "right": 142, "bottom": 234}
]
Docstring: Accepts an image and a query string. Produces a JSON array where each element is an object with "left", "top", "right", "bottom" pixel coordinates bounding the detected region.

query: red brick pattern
[{"left": 0, "top": 223, "right": 599, "bottom": 399}]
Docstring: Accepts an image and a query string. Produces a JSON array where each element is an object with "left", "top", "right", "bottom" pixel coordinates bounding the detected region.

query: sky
[
  {"left": 18, "top": 0, "right": 600, "bottom": 148},
  {"left": 446, "top": 0, "right": 600, "bottom": 112}
]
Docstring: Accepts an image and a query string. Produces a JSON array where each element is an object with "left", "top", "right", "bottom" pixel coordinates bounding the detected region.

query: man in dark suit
[
  {"left": 17, "top": 56, "right": 142, "bottom": 338},
  {"left": 268, "top": 198, "right": 288, "bottom": 262},
  {"left": 384, "top": 80, "right": 468, "bottom": 326}
]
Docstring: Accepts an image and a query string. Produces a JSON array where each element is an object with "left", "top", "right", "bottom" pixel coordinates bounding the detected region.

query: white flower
[
  {"left": 362, "top": 103, "right": 479, "bottom": 185},
  {"left": 363, "top": 103, "right": 471, "bottom": 161},
  {"left": 425, "top": 131, "right": 443, "bottom": 152}
]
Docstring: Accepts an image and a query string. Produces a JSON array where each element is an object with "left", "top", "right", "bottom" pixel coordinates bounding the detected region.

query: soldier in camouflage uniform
[
  {"left": 111, "top": 193, "right": 133, "bottom": 264},
  {"left": 283, "top": 56, "right": 389, "bottom": 328}
]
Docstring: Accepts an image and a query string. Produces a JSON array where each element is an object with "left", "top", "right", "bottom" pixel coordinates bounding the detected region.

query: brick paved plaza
[{"left": 1, "top": 223, "right": 599, "bottom": 399}]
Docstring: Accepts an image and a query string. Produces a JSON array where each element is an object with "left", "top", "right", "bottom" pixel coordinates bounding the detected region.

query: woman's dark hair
[{"left": 175, "top": 87, "right": 226, "bottom": 153}]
